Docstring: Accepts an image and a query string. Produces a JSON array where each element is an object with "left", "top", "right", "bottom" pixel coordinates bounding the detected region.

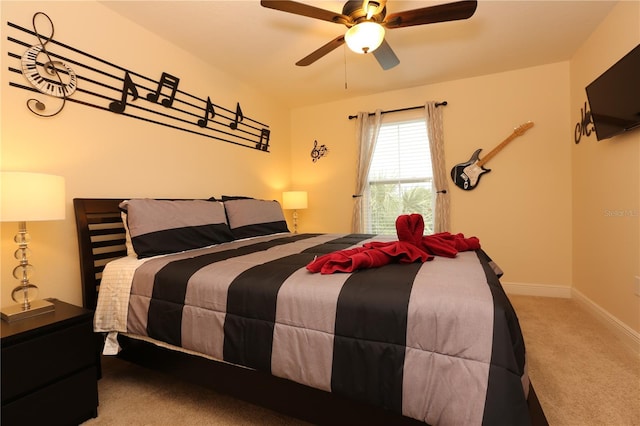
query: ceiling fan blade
[
  {"left": 260, "top": 0, "right": 350, "bottom": 25},
  {"left": 384, "top": 0, "right": 477, "bottom": 29},
  {"left": 373, "top": 39, "right": 400, "bottom": 70},
  {"left": 296, "top": 35, "right": 346, "bottom": 66}
]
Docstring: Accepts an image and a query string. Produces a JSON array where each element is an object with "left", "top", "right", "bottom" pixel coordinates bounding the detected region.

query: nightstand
[{"left": 1, "top": 299, "right": 99, "bottom": 425}]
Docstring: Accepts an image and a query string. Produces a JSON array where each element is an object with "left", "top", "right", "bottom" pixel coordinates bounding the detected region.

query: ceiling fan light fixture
[{"left": 344, "top": 21, "right": 385, "bottom": 54}]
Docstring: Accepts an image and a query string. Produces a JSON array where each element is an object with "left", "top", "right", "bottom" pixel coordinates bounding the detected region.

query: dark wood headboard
[{"left": 73, "top": 198, "right": 127, "bottom": 310}]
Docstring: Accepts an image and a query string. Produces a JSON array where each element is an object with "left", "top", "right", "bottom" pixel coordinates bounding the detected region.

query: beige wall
[
  {"left": 570, "top": 1, "right": 640, "bottom": 333},
  {"left": 292, "top": 62, "right": 573, "bottom": 291},
  {"left": 1, "top": 1, "right": 292, "bottom": 307}
]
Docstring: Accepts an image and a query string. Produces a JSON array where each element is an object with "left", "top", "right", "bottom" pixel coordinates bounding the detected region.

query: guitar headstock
[{"left": 514, "top": 121, "right": 534, "bottom": 135}]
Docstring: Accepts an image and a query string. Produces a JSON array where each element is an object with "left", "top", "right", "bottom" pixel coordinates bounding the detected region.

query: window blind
[{"left": 365, "top": 119, "right": 434, "bottom": 235}]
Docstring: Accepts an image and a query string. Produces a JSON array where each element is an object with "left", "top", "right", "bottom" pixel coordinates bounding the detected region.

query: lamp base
[{"left": 1, "top": 299, "right": 55, "bottom": 323}]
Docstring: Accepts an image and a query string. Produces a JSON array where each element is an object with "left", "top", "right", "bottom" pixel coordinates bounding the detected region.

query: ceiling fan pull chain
[{"left": 344, "top": 45, "right": 348, "bottom": 90}]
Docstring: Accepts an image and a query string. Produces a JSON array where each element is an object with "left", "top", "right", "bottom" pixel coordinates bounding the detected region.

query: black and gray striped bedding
[{"left": 113, "top": 232, "right": 529, "bottom": 425}]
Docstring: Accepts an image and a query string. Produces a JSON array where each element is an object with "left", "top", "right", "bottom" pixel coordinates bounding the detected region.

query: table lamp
[
  {"left": 1, "top": 172, "right": 65, "bottom": 322},
  {"left": 282, "top": 191, "right": 308, "bottom": 234}
]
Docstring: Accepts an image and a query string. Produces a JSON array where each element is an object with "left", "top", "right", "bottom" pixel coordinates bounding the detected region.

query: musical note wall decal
[
  {"left": 229, "top": 102, "right": 244, "bottom": 130},
  {"left": 310, "top": 140, "right": 329, "bottom": 162},
  {"left": 109, "top": 71, "right": 139, "bottom": 113},
  {"left": 198, "top": 97, "right": 216, "bottom": 128},
  {"left": 147, "top": 72, "right": 179, "bottom": 108},
  {"left": 6, "top": 13, "right": 271, "bottom": 152},
  {"left": 257, "top": 128, "right": 271, "bottom": 151}
]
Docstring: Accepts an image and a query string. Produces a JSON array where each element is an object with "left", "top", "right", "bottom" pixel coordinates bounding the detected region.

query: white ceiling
[{"left": 100, "top": 0, "right": 617, "bottom": 109}]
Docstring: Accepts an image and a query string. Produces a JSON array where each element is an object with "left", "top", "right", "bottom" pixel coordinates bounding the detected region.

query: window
[{"left": 364, "top": 119, "right": 434, "bottom": 235}]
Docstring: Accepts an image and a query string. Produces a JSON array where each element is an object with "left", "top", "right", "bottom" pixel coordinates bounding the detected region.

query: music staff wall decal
[{"left": 6, "top": 12, "right": 271, "bottom": 152}]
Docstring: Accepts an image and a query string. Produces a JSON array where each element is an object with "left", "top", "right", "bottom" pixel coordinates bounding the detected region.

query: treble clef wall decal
[
  {"left": 310, "top": 140, "right": 329, "bottom": 162},
  {"left": 20, "top": 12, "right": 77, "bottom": 117}
]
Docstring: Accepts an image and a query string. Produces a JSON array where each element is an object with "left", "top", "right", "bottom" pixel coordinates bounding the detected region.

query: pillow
[
  {"left": 224, "top": 198, "right": 289, "bottom": 239},
  {"left": 120, "top": 199, "right": 233, "bottom": 258}
]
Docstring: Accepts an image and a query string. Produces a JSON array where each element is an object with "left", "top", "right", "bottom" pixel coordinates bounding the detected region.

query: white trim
[
  {"left": 502, "top": 281, "right": 572, "bottom": 298},
  {"left": 571, "top": 288, "right": 640, "bottom": 355}
]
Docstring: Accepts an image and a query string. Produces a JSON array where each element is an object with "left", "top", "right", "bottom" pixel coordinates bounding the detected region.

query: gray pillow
[
  {"left": 224, "top": 198, "right": 289, "bottom": 239},
  {"left": 120, "top": 199, "right": 233, "bottom": 258}
]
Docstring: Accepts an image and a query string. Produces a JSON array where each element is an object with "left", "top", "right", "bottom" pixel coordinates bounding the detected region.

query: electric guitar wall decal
[{"left": 450, "top": 121, "right": 534, "bottom": 190}]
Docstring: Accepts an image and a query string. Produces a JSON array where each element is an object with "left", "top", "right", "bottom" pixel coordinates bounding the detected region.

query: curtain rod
[{"left": 347, "top": 101, "right": 447, "bottom": 120}]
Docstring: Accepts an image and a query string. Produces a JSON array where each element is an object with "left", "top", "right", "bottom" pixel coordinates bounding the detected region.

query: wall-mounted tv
[{"left": 585, "top": 43, "right": 640, "bottom": 141}]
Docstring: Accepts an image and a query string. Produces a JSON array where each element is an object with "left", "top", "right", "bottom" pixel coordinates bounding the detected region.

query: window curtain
[
  {"left": 424, "top": 101, "right": 450, "bottom": 232},
  {"left": 351, "top": 109, "right": 383, "bottom": 233}
]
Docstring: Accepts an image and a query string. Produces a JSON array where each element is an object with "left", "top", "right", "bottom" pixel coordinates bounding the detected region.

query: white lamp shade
[
  {"left": 1, "top": 172, "right": 66, "bottom": 222},
  {"left": 344, "top": 22, "right": 385, "bottom": 54},
  {"left": 282, "top": 191, "right": 308, "bottom": 210}
]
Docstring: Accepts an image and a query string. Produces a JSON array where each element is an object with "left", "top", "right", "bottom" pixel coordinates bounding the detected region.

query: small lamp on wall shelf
[
  {"left": 1, "top": 172, "right": 66, "bottom": 322},
  {"left": 282, "top": 191, "right": 308, "bottom": 234}
]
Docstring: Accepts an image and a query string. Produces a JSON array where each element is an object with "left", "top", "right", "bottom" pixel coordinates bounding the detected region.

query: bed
[{"left": 73, "top": 197, "right": 548, "bottom": 426}]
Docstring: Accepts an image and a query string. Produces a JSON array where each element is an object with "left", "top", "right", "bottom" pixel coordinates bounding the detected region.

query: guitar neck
[{"left": 477, "top": 122, "right": 534, "bottom": 167}]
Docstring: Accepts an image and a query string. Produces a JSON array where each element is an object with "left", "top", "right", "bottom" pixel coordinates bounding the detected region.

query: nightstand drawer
[
  {"left": 1, "top": 320, "right": 94, "bottom": 402},
  {"left": 1, "top": 365, "right": 98, "bottom": 425}
]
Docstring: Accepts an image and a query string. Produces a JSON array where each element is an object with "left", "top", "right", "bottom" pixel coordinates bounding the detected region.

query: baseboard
[
  {"left": 571, "top": 288, "right": 640, "bottom": 355},
  {"left": 502, "top": 281, "right": 572, "bottom": 298}
]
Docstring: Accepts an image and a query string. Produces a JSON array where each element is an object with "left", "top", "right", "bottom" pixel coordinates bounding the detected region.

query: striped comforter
[{"left": 95, "top": 233, "right": 530, "bottom": 425}]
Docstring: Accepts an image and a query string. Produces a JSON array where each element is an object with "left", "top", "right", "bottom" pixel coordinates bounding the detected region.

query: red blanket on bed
[{"left": 306, "top": 214, "right": 480, "bottom": 274}]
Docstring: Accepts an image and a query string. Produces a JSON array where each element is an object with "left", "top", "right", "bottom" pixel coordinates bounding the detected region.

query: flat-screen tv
[{"left": 585, "top": 43, "right": 640, "bottom": 141}]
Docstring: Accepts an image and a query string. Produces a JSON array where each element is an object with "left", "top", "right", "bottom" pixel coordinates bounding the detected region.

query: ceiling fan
[{"left": 260, "top": 0, "right": 478, "bottom": 70}]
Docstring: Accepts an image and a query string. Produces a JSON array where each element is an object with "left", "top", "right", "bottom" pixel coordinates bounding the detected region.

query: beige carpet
[
  {"left": 83, "top": 296, "right": 639, "bottom": 425},
  {"left": 509, "top": 296, "right": 639, "bottom": 426}
]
